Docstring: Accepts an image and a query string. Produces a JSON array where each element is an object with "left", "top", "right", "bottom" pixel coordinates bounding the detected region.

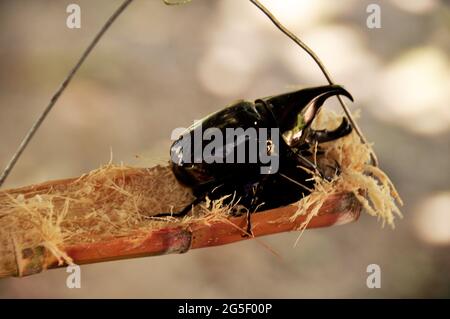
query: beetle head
[{"left": 260, "top": 85, "right": 353, "bottom": 147}]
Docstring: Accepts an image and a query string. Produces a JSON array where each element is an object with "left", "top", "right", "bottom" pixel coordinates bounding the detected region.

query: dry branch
[{"left": 0, "top": 166, "right": 360, "bottom": 278}]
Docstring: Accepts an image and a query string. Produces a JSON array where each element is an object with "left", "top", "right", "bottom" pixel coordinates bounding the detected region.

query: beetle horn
[{"left": 261, "top": 85, "right": 353, "bottom": 133}]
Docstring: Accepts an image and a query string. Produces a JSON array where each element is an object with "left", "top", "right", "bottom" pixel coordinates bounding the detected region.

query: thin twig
[
  {"left": 163, "top": 0, "right": 192, "bottom": 4},
  {"left": 0, "top": 0, "right": 134, "bottom": 188},
  {"left": 249, "top": 0, "right": 378, "bottom": 166}
]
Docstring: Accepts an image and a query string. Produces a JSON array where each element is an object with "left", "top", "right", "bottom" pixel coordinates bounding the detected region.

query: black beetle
[{"left": 159, "top": 84, "right": 353, "bottom": 217}]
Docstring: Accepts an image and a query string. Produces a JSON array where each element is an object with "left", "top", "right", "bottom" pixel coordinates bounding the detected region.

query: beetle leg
[
  {"left": 153, "top": 196, "right": 203, "bottom": 218},
  {"left": 242, "top": 210, "right": 254, "bottom": 237},
  {"left": 294, "top": 153, "right": 326, "bottom": 180}
]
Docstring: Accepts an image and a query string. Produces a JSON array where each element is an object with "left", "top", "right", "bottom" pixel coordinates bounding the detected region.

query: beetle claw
[
  {"left": 307, "top": 117, "right": 353, "bottom": 144},
  {"left": 262, "top": 84, "right": 353, "bottom": 134}
]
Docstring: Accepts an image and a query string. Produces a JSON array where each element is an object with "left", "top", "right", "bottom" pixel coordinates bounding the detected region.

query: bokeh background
[{"left": 0, "top": 0, "right": 449, "bottom": 298}]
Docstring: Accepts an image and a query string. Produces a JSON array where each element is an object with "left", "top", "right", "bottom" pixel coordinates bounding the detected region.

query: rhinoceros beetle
[{"left": 158, "top": 85, "right": 353, "bottom": 218}]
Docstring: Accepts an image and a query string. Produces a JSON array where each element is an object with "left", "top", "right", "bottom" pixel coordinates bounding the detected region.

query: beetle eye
[{"left": 266, "top": 140, "right": 273, "bottom": 154}]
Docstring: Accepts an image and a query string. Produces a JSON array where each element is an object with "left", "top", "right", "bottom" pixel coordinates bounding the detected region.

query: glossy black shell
[{"left": 169, "top": 85, "right": 353, "bottom": 212}]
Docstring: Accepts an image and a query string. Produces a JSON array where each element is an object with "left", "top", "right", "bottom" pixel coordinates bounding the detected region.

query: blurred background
[{"left": 0, "top": 0, "right": 449, "bottom": 298}]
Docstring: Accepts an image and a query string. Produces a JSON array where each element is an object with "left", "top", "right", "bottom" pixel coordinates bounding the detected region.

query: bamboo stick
[{"left": 0, "top": 167, "right": 361, "bottom": 278}]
